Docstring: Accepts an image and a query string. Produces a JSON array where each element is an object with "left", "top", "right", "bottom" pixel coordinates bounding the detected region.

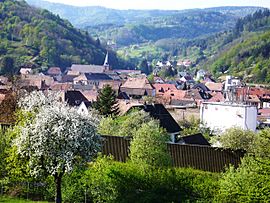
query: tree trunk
[{"left": 55, "top": 173, "right": 62, "bottom": 203}]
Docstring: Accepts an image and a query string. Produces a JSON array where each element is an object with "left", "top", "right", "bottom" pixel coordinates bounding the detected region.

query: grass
[{"left": 0, "top": 196, "right": 48, "bottom": 203}]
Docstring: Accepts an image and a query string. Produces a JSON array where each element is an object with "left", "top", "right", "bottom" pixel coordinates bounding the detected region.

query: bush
[
  {"left": 85, "top": 156, "right": 219, "bottom": 203},
  {"left": 130, "top": 120, "right": 171, "bottom": 168},
  {"left": 216, "top": 156, "right": 270, "bottom": 202}
]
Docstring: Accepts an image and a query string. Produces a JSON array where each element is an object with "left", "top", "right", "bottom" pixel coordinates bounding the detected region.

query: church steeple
[{"left": 103, "top": 51, "right": 110, "bottom": 71}]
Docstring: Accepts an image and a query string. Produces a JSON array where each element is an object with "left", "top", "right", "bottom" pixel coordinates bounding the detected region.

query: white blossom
[{"left": 15, "top": 91, "right": 101, "bottom": 176}]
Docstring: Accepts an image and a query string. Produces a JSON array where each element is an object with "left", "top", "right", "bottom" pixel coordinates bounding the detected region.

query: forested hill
[
  {"left": 205, "top": 9, "right": 270, "bottom": 83},
  {"left": 0, "top": 0, "right": 120, "bottom": 75},
  {"left": 26, "top": 0, "right": 262, "bottom": 45},
  {"left": 26, "top": 0, "right": 261, "bottom": 27}
]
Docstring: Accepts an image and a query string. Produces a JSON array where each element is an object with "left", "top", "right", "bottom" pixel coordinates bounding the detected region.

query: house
[
  {"left": 0, "top": 93, "right": 6, "bottom": 104},
  {"left": 49, "top": 82, "right": 72, "bottom": 91},
  {"left": 70, "top": 64, "right": 106, "bottom": 74},
  {"left": 153, "top": 76, "right": 165, "bottom": 84},
  {"left": 98, "top": 81, "right": 121, "bottom": 93},
  {"left": 176, "top": 133, "right": 211, "bottom": 146},
  {"left": 179, "top": 75, "right": 195, "bottom": 84},
  {"left": 64, "top": 90, "right": 91, "bottom": 115},
  {"left": 19, "top": 74, "right": 54, "bottom": 90},
  {"left": 120, "top": 77, "right": 155, "bottom": 99},
  {"left": 127, "top": 104, "right": 182, "bottom": 142},
  {"left": 224, "top": 76, "right": 241, "bottom": 92},
  {"left": 153, "top": 84, "right": 177, "bottom": 96},
  {"left": 47, "top": 67, "right": 62, "bottom": 76},
  {"left": 177, "top": 59, "right": 192, "bottom": 67},
  {"left": 192, "top": 83, "right": 210, "bottom": 93},
  {"left": 114, "top": 69, "right": 142, "bottom": 75},
  {"left": 163, "top": 89, "right": 194, "bottom": 106},
  {"left": 80, "top": 90, "right": 99, "bottom": 102},
  {"left": 205, "top": 82, "right": 223, "bottom": 93},
  {"left": 47, "top": 67, "right": 62, "bottom": 81},
  {"left": 208, "top": 92, "right": 225, "bottom": 103},
  {"left": 196, "top": 69, "right": 207, "bottom": 81},
  {"left": 200, "top": 102, "right": 257, "bottom": 134},
  {"left": 73, "top": 73, "right": 113, "bottom": 90},
  {"left": 0, "top": 76, "right": 8, "bottom": 84},
  {"left": 0, "top": 76, "right": 11, "bottom": 90},
  {"left": 20, "top": 68, "right": 32, "bottom": 75}
]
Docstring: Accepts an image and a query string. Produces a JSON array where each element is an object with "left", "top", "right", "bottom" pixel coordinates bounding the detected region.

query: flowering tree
[{"left": 15, "top": 91, "right": 101, "bottom": 203}]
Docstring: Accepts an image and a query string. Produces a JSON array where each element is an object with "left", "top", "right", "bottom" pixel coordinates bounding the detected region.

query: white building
[
  {"left": 224, "top": 75, "right": 241, "bottom": 92},
  {"left": 200, "top": 102, "right": 257, "bottom": 134}
]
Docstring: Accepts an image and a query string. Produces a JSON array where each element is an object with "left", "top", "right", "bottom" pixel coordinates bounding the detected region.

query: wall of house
[
  {"left": 169, "top": 108, "right": 200, "bottom": 122},
  {"left": 200, "top": 102, "right": 257, "bottom": 134},
  {"left": 263, "top": 102, "right": 270, "bottom": 108}
]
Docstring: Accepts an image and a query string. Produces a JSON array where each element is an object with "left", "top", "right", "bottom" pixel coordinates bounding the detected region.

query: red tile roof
[
  {"left": 205, "top": 82, "right": 223, "bottom": 92},
  {"left": 208, "top": 92, "right": 225, "bottom": 102},
  {"left": 153, "top": 84, "right": 177, "bottom": 95}
]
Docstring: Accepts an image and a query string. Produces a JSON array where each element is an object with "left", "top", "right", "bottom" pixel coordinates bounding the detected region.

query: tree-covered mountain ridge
[
  {"left": 26, "top": 0, "right": 263, "bottom": 45},
  {"left": 0, "top": 0, "right": 122, "bottom": 75},
  {"left": 204, "top": 9, "right": 270, "bottom": 83}
]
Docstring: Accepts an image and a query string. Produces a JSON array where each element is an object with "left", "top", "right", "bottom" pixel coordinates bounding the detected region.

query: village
[{"left": 1, "top": 52, "right": 269, "bottom": 142}]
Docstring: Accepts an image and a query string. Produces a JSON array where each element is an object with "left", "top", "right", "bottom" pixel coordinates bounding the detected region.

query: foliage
[
  {"left": 253, "top": 128, "right": 270, "bottom": 159},
  {"left": 139, "top": 59, "right": 151, "bottom": 75},
  {"left": 0, "top": 196, "right": 48, "bottom": 203},
  {"left": 85, "top": 155, "right": 219, "bottom": 203},
  {"left": 129, "top": 120, "right": 171, "bottom": 167},
  {"left": 14, "top": 91, "right": 101, "bottom": 203},
  {"left": 93, "top": 84, "right": 119, "bottom": 117},
  {"left": 98, "top": 110, "right": 152, "bottom": 137},
  {"left": 178, "top": 116, "right": 213, "bottom": 141},
  {"left": 216, "top": 156, "right": 270, "bottom": 202},
  {"left": 215, "top": 127, "right": 270, "bottom": 202},
  {"left": 212, "top": 127, "right": 257, "bottom": 151},
  {"left": 205, "top": 9, "right": 270, "bottom": 82},
  {"left": 0, "top": 0, "right": 122, "bottom": 74}
]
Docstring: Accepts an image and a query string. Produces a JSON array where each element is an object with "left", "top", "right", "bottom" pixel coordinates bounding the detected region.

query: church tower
[{"left": 103, "top": 51, "right": 110, "bottom": 71}]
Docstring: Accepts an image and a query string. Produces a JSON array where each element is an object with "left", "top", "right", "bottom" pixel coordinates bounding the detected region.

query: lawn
[{"left": 0, "top": 196, "right": 48, "bottom": 203}]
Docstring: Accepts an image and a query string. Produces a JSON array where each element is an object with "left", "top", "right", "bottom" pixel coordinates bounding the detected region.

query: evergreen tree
[
  {"left": 139, "top": 59, "right": 150, "bottom": 75},
  {"left": 94, "top": 84, "right": 119, "bottom": 116}
]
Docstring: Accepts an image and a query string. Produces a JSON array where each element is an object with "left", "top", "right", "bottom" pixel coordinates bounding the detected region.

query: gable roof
[
  {"left": 153, "top": 84, "right": 177, "bottom": 94},
  {"left": 47, "top": 67, "right": 62, "bottom": 75},
  {"left": 193, "top": 83, "right": 210, "bottom": 92},
  {"left": 74, "top": 73, "right": 113, "bottom": 81},
  {"left": 121, "top": 77, "right": 154, "bottom": 89},
  {"left": 208, "top": 92, "right": 225, "bottom": 102},
  {"left": 64, "top": 90, "right": 90, "bottom": 107},
  {"left": 50, "top": 82, "right": 72, "bottom": 91},
  {"left": 128, "top": 104, "right": 182, "bottom": 134},
  {"left": 176, "top": 133, "right": 210, "bottom": 146},
  {"left": 205, "top": 82, "right": 223, "bottom": 92},
  {"left": 62, "top": 75, "right": 77, "bottom": 83},
  {"left": 71, "top": 64, "right": 105, "bottom": 74}
]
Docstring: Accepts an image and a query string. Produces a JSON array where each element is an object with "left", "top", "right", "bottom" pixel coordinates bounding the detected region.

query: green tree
[
  {"left": 93, "top": 84, "right": 119, "bottom": 117},
  {"left": 139, "top": 59, "right": 150, "bottom": 75},
  {"left": 129, "top": 120, "right": 171, "bottom": 167},
  {"left": 98, "top": 110, "right": 152, "bottom": 137},
  {"left": 217, "top": 156, "right": 270, "bottom": 202},
  {"left": 0, "top": 56, "right": 15, "bottom": 75},
  {"left": 212, "top": 127, "right": 256, "bottom": 152}
]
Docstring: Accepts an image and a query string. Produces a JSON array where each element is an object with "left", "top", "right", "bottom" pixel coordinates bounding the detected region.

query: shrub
[{"left": 85, "top": 156, "right": 219, "bottom": 203}]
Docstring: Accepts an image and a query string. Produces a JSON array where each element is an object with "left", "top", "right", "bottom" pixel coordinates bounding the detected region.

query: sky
[{"left": 45, "top": 0, "right": 270, "bottom": 10}]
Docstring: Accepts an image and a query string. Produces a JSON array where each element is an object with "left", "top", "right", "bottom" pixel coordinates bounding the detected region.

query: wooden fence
[
  {"left": 101, "top": 135, "right": 245, "bottom": 172},
  {"left": 0, "top": 124, "right": 245, "bottom": 172}
]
